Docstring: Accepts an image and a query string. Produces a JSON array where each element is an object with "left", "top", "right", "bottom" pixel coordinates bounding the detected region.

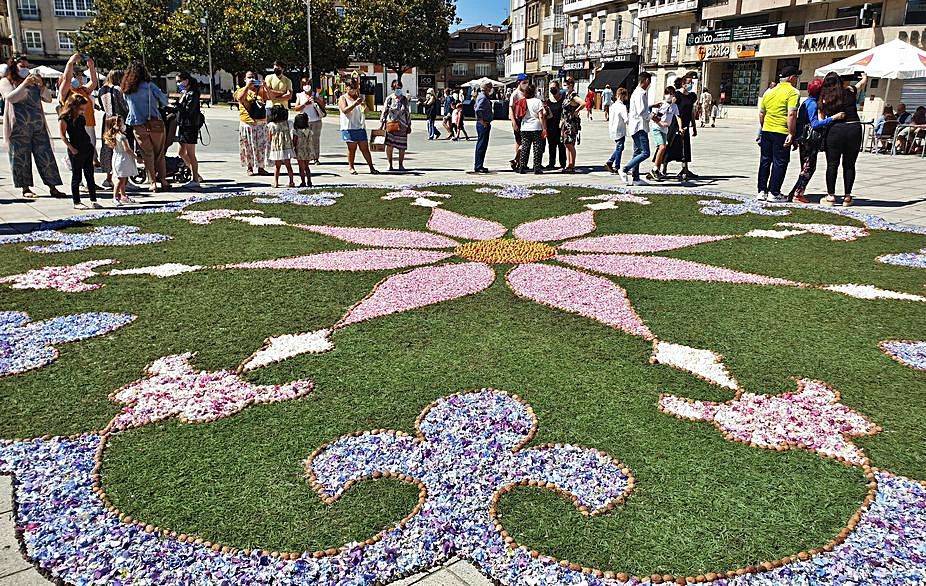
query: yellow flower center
[{"left": 455, "top": 239, "right": 556, "bottom": 264}]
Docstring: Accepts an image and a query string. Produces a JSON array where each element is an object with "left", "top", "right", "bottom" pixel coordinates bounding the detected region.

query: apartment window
[
  {"left": 599, "top": 20, "right": 606, "bottom": 43},
  {"left": 17, "top": 0, "right": 39, "bottom": 18},
  {"left": 23, "top": 30, "right": 42, "bottom": 52},
  {"left": 586, "top": 22, "right": 592, "bottom": 44},
  {"left": 571, "top": 23, "right": 579, "bottom": 45},
  {"left": 649, "top": 31, "right": 659, "bottom": 62},
  {"left": 452, "top": 63, "right": 468, "bottom": 76},
  {"left": 669, "top": 26, "right": 679, "bottom": 62},
  {"left": 54, "top": 0, "right": 94, "bottom": 17},
  {"left": 57, "top": 30, "right": 77, "bottom": 50},
  {"left": 614, "top": 18, "right": 622, "bottom": 39},
  {"left": 475, "top": 63, "right": 491, "bottom": 76},
  {"left": 905, "top": 0, "right": 926, "bottom": 23}
]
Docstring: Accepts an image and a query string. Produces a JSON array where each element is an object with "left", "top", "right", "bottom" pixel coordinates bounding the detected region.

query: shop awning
[{"left": 589, "top": 67, "right": 633, "bottom": 90}]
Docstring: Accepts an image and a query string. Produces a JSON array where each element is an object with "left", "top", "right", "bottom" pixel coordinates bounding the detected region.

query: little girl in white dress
[{"left": 104, "top": 115, "right": 140, "bottom": 206}]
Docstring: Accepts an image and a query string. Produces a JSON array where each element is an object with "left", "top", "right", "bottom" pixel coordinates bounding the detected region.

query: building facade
[
  {"left": 561, "top": 0, "right": 644, "bottom": 94},
  {"left": 507, "top": 0, "right": 528, "bottom": 77},
  {"left": 6, "top": 0, "right": 93, "bottom": 65},
  {"left": 440, "top": 24, "right": 507, "bottom": 88},
  {"left": 637, "top": 0, "right": 699, "bottom": 103}
]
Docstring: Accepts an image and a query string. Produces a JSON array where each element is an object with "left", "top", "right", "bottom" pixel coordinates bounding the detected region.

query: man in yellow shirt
[
  {"left": 757, "top": 65, "right": 800, "bottom": 202},
  {"left": 264, "top": 61, "right": 293, "bottom": 108}
]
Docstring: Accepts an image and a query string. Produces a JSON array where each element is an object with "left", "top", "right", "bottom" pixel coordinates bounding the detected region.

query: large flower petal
[
  {"left": 294, "top": 224, "right": 459, "bottom": 249},
  {"left": 506, "top": 263, "right": 653, "bottom": 339},
  {"left": 558, "top": 254, "right": 800, "bottom": 286},
  {"left": 512, "top": 211, "right": 596, "bottom": 242},
  {"left": 427, "top": 208, "right": 507, "bottom": 241},
  {"left": 225, "top": 249, "right": 453, "bottom": 272},
  {"left": 558, "top": 234, "right": 734, "bottom": 254},
  {"left": 336, "top": 262, "right": 495, "bottom": 328}
]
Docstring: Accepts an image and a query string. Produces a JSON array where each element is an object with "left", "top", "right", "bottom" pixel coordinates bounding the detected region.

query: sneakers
[
  {"left": 112, "top": 198, "right": 122, "bottom": 207},
  {"left": 73, "top": 203, "right": 88, "bottom": 210},
  {"left": 793, "top": 194, "right": 811, "bottom": 204},
  {"left": 632, "top": 179, "right": 650, "bottom": 186},
  {"left": 121, "top": 196, "right": 136, "bottom": 204},
  {"left": 101, "top": 179, "right": 114, "bottom": 189},
  {"left": 617, "top": 168, "right": 629, "bottom": 185},
  {"left": 767, "top": 193, "right": 788, "bottom": 203},
  {"left": 91, "top": 202, "right": 104, "bottom": 209},
  {"left": 756, "top": 192, "right": 768, "bottom": 201},
  {"left": 646, "top": 170, "right": 663, "bottom": 182}
]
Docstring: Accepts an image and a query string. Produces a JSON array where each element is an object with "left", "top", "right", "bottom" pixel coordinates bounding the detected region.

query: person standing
[
  {"left": 58, "top": 93, "right": 99, "bottom": 209},
  {"left": 699, "top": 87, "right": 714, "bottom": 128},
  {"left": 665, "top": 77, "right": 697, "bottom": 180},
  {"left": 338, "top": 79, "right": 378, "bottom": 175},
  {"left": 294, "top": 76, "right": 323, "bottom": 165},
  {"left": 508, "top": 73, "right": 529, "bottom": 170},
  {"left": 605, "top": 87, "right": 629, "bottom": 173},
  {"left": 647, "top": 85, "right": 680, "bottom": 182},
  {"left": 424, "top": 88, "right": 441, "bottom": 140},
  {"left": 380, "top": 80, "right": 412, "bottom": 172},
  {"left": 442, "top": 88, "right": 455, "bottom": 137},
  {"left": 0, "top": 56, "right": 64, "bottom": 198},
  {"left": 788, "top": 78, "right": 842, "bottom": 203},
  {"left": 819, "top": 71, "right": 867, "bottom": 207},
  {"left": 235, "top": 71, "right": 270, "bottom": 176},
  {"left": 584, "top": 87, "right": 596, "bottom": 120},
  {"left": 517, "top": 84, "right": 546, "bottom": 174},
  {"left": 59, "top": 53, "right": 99, "bottom": 168},
  {"left": 559, "top": 77, "right": 584, "bottom": 174},
  {"left": 122, "top": 61, "right": 170, "bottom": 193},
  {"left": 601, "top": 84, "right": 614, "bottom": 121},
  {"left": 757, "top": 66, "right": 800, "bottom": 202},
  {"left": 98, "top": 70, "right": 128, "bottom": 189},
  {"left": 264, "top": 61, "right": 292, "bottom": 115},
  {"left": 473, "top": 81, "right": 493, "bottom": 174},
  {"left": 544, "top": 80, "right": 566, "bottom": 170},
  {"left": 174, "top": 72, "right": 203, "bottom": 188},
  {"left": 621, "top": 72, "right": 652, "bottom": 185}
]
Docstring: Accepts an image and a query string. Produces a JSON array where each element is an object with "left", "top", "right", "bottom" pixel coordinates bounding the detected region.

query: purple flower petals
[
  {"left": 0, "top": 259, "right": 116, "bottom": 292},
  {"left": 559, "top": 234, "right": 734, "bottom": 254},
  {"left": 427, "top": 208, "right": 507, "bottom": 241},
  {"left": 880, "top": 340, "right": 926, "bottom": 371},
  {"left": 252, "top": 189, "right": 344, "bottom": 207},
  {"left": 512, "top": 211, "right": 597, "bottom": 242},
  {"left": 225, "top": 249, "right": 454, "bottom": 272},
  {"left": 294, "top": 224, "right": 460, "bottom": 249},
  {"left": 0, "top": 226, "right": 170, "bottom": 253}
]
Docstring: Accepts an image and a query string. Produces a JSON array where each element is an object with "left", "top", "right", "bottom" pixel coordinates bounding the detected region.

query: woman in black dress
[
  {"left": 174, "top": 72, "right": 203, "bottom": 188},
  {"left": 544, "top": 81, "right": 566, "bottom": 170}
]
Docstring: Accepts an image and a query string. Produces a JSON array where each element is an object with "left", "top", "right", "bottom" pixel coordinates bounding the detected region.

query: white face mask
[
  {"left": 303, "top": 85, "right": 312, "bottom": 93},
  {"left": 19, "top": 67, "right": 30, "bottom": 78}
]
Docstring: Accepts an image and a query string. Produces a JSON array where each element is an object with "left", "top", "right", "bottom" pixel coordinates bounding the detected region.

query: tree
[{"left": 338, "top": 0, "right": 458, "bottom": 83}]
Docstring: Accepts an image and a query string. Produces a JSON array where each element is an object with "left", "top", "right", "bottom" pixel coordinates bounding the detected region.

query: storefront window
[
  {"left": 720, "top": 60, "right": 761, "bottom": 106},
  {"left": 906, "top": 0, "right": 926, "bottom": 24}
]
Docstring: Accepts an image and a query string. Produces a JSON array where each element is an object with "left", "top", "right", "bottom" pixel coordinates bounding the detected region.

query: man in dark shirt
[
  {"left": 473, "top": 82, "right": 494, "bottom": 173},
  {"left": 666, "top": 76, "right": 699, "bottom": 179}
]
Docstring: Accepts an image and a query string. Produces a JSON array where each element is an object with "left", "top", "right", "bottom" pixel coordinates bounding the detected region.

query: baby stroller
[{"left": 129, "top": 109, "right": 192, "bottom": 185}]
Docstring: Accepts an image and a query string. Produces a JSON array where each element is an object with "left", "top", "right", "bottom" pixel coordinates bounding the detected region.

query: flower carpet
[{"left": 0, "top": 183, "right": 924, "bottom": 585}]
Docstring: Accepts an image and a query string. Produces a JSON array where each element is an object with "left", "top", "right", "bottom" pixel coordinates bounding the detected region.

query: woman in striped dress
[{"left": 380, "top": 80, "right": 411, "bottom": 172}]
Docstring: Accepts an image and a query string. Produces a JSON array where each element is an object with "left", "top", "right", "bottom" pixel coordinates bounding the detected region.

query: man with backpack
[{"left": 509, "top": 73, "right": 529, "bottom": 171}]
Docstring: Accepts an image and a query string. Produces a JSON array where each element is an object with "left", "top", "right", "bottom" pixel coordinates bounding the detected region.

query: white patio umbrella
[
  {"left": 463, "top": 77, "right": 505, "bottom": 88},
  {"left": 30, "top": 65, "right": 64, "bottom": 79},
  {"left": 814, "top": 39, "right": 926, "bottom": 79}
]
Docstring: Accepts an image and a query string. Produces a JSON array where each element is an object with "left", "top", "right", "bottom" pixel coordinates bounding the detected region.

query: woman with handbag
[
  {"left": 380, "top": 80, "right": 411, "bottom": 172},
  {"left": 788, "top": 78, "right": 842, "bottom": 203},
  {"left": 122, "top": 62, "right": 170, "bottom": 192},
  {"left": 294, "top": 77, "right": 323, "bottom": 165},
  {"left": 338, "top": 79, "right": 378, "bottom": 175},
  {"left": 235, "top": 71, "right": 270, "bottom": 176}
]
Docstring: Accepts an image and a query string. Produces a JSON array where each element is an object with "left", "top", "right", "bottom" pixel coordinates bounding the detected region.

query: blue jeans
[
  {"left": 608, "top": 137, "right": 626, "bottom": 166},
  {"left": 623, "top": 130, "right": 650, "bottom": 180},
  {"left": 757, "top": 130, "right": 790, "bottom": 195},
  {"left": 474, "top": 122, "right": 491, "bottom": 171},
  {"left": 427, "top": 117, "right": 439, "bottom": 138}
]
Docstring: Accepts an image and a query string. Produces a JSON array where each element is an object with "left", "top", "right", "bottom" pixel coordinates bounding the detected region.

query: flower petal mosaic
[{"left": 1, "top": 183, "right": 925, "bottom": 585}]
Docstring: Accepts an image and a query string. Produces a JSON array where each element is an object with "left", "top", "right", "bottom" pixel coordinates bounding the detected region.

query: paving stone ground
[{"left": 0, "top": 103, "right": 923, "bottom": 585}]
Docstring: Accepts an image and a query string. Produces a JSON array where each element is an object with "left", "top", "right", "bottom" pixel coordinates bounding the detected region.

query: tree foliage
[{"left": 338, "top": 0, "right": 458, "bottom": 81}]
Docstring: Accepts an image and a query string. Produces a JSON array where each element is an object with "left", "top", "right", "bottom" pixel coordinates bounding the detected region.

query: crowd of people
[{"left": 1, "top": 53, "right": 923, "bottom": 209}]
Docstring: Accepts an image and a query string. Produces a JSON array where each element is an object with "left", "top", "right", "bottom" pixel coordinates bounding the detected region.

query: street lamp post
[
  {"left": 183, "top": 9, "right": 214, "bottom": 105},
  {"left": 303, "top": 0, "right": 313, "bottom": 88}
]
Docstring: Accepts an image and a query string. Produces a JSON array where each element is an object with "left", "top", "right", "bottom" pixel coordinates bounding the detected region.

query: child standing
[
  {"left": 292, "top": 113, "right": 314, "bottom": 187},
  {"left": 451, "top": 102, "right": 469, "bottom": 141},
  {"left": 647, "top": 86, "right": 680, "bottom": 182},
  {"left": 267, "top": 106, "right": 295, "bottom": 187},
  {"left": 103, "top": 115, "right": 139, "bottom": 206},
  {"left": 58, "top": 92, "right": 100, "bottom": 210}
]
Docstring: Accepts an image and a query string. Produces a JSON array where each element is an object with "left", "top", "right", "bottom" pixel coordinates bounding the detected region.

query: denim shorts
[{"left": 340, "top": 129, "right": 368, "bottom": 143}]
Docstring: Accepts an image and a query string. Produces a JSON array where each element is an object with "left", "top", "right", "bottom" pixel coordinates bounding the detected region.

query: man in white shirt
[{"left": 621, "top": 72, "right": 652, "bottom": 185}]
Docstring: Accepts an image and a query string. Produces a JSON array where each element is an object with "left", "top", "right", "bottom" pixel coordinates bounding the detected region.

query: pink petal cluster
[
  {"left": 659, "top": 379, "right": 878, "bottom": 465},
  {"left": 559, "top": 234, "right": 734, "bottom": 254},
  {"left": 178, "top": 209, "right": 264, "bottom": 225},
  {"left": 109, "top": 353, "right": 313, "bottom": 430},
  {"left": 580, "top": 193, "right": 652, "bottom": 205},
  {"left": 507, "top": 263, "right": 653, "bottom": 339},
  {"left": 512, "top": 211, "right": 596, "bottom": 242},
  {"left": 558, "top": 253, "right": 801, "bottom": 286},
  {"left": 0, "top": 259, "right": 116, "bottom": 292},
  {"left": 226, "top": 249, "right": 454, "bottom": 272},
  {"left": 336, "top": 262, "right": 495, "bottom": 328},
  {"left": 776, "top": 222, "right": 870, "bottom": 241},
  {"left": 294, "top": 225, "right": 459, "bottom": 249},
  {"left": 427, "top": 208, "right": 507, "bottom": 241}
]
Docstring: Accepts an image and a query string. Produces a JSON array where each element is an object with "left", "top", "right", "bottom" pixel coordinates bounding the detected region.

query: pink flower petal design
[
  {"left": 336, "top": 262, "right": 495, "bottom": 328},
  {"left": 293, "top": 224, "right": 459, "bottom": 249},
  {"left": 427, "top": 208, "right": 507, "bottom": 241},
  {"left": 512, "top": 211, "right": 596, "bottom": 242},
  {"left": 557, "top": 253, "right": 801, "bottom": 286},
  {"left": 659, "top": 379, "right": 879, "bottom": 465},
  {"left": 558, "top": 234, "right": 735, "bottom": 254},
  {"left": 0, "top": 259, "right": 116, "bottom": 293},
  {"left": 506, "top": 263, "right": 653, "bottom": 339},
  {"left": 225, "top": 249, "right": 453, "bottom": 272}
]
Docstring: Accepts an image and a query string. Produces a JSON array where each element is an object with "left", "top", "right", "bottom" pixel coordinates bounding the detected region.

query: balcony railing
[
  {"left": 540, "top": 52, "right": 565, "bottom": 67},
  {"left": 638, "top": 0, "right": 697, "bottom": 18},
  {"left": 542, "top": 14, "right": 566, "bottom": 32}
]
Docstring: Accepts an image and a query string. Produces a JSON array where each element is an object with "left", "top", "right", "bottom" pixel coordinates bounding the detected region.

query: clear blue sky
[{"left": 454, "top": 0, "right": 509, "bottom": 29}]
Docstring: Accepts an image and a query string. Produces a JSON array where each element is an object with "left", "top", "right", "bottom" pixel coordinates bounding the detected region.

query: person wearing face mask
[
  {"left": 380, "top": 79, "right": 412, "bottom": 172},
  {"left": 473, "top": 81, "right": 493, "bottom": 173},
  {"left": 0, "top": 56, "right": 64, "bottom": 198},
  {"left": 294, "top": 77, "right": 323, "bottom": 165},
  {"left": 173, "top": 72, "right": 203, "bottom": 188},
  {"left": 59, "top": 52, "right": 99, "bottom": 170},
  {"left": 338, "top": 79, "right": 379, "bottom": 175},
  {"left": 235, "top": 71, "right": 270, "bottom": 176},
  {"left": 264, "top": 61, "right": 293, "bottom": 116},
  {"left": 664, "top": 77, "right": 698, "bottom": 180},
  {"left": 543, "top": 81, "right": 566, "bottom": 170},
  {"left": 647, "top": 86, "right": 680, "bottom": 182},
  {"left": 508, "top": 73, "right": 529, "bottom": 170}
]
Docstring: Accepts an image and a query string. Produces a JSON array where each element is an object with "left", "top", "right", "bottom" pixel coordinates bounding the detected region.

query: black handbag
[{"left": 247, "top": 98, "right": 266, "bottom": 121}]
